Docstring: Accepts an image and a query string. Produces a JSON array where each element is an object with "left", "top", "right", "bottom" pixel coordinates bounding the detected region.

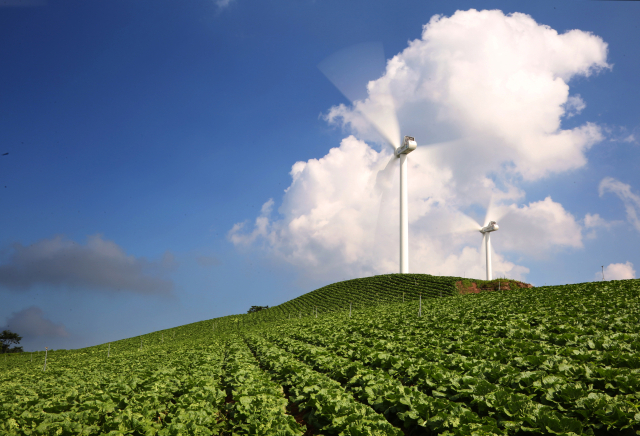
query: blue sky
[{"left": 1, "top": 0, "right": 639, "bottom": 351}]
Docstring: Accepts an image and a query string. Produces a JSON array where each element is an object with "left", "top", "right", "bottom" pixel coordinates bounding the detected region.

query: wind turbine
[
  {"left": 451, "top": 197, "right": 507, "bottom": 281},
  {"left": 479, "top": 220, "right": 499, "bottom": 280},
  {"left": 319, "top": 43, "right": 420, "bottom": 274}
]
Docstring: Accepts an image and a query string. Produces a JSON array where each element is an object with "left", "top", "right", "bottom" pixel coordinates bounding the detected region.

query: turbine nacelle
[
  {"left": 395, "top": 136, "right": 417, "bottom": 157},
  {"left": 480, "top": 221, "right": 499, "bottom": 234}
]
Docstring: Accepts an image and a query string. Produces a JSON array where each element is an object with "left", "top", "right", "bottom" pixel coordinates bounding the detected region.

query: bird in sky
[{"left": 1, "top": 152, "right": 8, "bottom": 156}]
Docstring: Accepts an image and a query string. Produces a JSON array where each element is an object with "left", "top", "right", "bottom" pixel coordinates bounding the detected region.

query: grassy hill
[
  {"left": 2, "top": 276, "right": 639, "bottom": 435},
  {"left": 254, "top": 273, "right": 461, "bottom": 321},
  {"left": 247, "top": 273, "right": 532, "bottom": 321}
]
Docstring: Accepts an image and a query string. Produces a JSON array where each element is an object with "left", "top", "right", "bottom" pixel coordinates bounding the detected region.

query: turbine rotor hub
[
  {"left": 480, "top": 221, "right": 499, "bottom": 233},
  {"left": 395, "top": 135, "right": 417, "bottom": 156}
]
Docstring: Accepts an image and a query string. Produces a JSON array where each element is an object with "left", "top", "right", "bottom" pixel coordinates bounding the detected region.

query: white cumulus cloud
[
  {"left": 599, "top": 177, "right": 640, "bottom": 233},
  {"left": 583, "top": 212, "right": 621, "bottom": 239},
  {"left": 493, "top": 197, "right": 583, "bottom": 257},
  {"left": 563, "top": 95, "right": 587, "bottom": 118}
]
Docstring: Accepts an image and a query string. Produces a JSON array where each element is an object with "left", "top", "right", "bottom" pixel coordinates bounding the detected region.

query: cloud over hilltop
[{"left": 230, "top": 9, "right": 609, "bottom": 284}]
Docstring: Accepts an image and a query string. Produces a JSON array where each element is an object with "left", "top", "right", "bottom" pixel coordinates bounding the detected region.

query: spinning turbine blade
[
  {"left": 353, "top": 95, "right": 401, "bottom": 150},
  {"left": 483, "top": 194, "right": 496, "bottom": 227},
  {"left": 318, "top": 42, "right": 400, "bottom": 150},
  {"left": 412, "top": 139, "right": 463, "bottom": 154},
  {"left": 449, "top": 213, "right": 483, "bottom": 234},
  {"left": 483, "top": 194, "right": 509, "bottom": 227},
  {"left": 409, "top": 138, "right": 466, "bottom": 167},
  {"left": 372, "top": 154, "right": 398, "bottom": 256},
  {"left": 317, "top": 42, "right": 386, "bottom": 103},
  {"left": 374, "top": 154, "right": 397, "bottom": 194}
]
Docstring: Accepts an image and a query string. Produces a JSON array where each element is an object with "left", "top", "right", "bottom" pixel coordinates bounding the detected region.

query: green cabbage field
[{"left": 1, "top": 276, "right": 639, "bottom": 435}]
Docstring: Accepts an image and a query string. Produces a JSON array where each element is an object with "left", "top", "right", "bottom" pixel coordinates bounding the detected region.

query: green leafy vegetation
[
  {"left": 1, "top": 275, "right": 639, "bottom": 435},
  {"left": 248, "top": 273, "right": 463, "bottom": 322}
]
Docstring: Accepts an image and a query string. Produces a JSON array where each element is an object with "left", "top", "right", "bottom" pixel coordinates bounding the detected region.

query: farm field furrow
[
  {"left": 291, "top": 311, "right": 640, "bottom": 398},
  {"left": 244, "top": 334, "right": 404, "bottom": 435},
  {"left": 260, "top": 333, "right": 508, "bottom": 435},
  {"left": 157, "top": 348, "right": 226, "bottom": 436},
  {"left": 274, "top": 325, "right": 638, "bottom": 433},
  {"left": 222, "top": 339, "right": 303, "bottom": 435},
  {"left": 296, "top": 283, "right": 640, "bottom": 388},
  {"left": 263, "top": 332, "right": 595, "bottom": 435}
]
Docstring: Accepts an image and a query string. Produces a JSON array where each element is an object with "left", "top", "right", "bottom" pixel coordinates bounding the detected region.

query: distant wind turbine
[
  {"left": 479, "top": 220, "right": 499, "bottom": 280},
  {"left": 453, "top": 197, "right": 508, "bottom": 280}
]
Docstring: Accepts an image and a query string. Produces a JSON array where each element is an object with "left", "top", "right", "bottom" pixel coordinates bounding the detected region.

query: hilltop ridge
[{"left": 248, "top": 273, "right": 533, "bottom": 321}]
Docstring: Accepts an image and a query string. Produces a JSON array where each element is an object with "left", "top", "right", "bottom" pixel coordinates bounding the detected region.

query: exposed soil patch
[
  {"left": 456, "top": 279, "right": 533, "bottom": 295},
  {"left": 283, "top": 386, "right": 316, "bottom": 435},
  {"left": 224, "top": 391, "right": 235, "bottom": 405},
  {"left": 243, "top": 337, "right": 314, "bottom": 435}
]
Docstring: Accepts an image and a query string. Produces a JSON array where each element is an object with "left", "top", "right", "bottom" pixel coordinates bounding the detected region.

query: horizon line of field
[{"left": 3, "top": 277, "right": 634, "bottom": 356}]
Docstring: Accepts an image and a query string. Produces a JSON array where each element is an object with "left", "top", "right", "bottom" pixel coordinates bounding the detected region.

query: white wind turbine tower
[
  {"left": 479, "top": 220, "right": 499, "bottom": 280},
  {"left": 318, "top": 42, "right": 418, "bottom": 273},
  {"left": 396, "top": 136, "right": 417, "bottom": 273}
]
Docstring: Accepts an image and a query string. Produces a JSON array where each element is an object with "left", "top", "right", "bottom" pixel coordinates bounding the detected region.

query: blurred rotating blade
[
  {"left": 479, "top": 232, "right": 487, "bottom": 260},
  {"left": 318, "top": 42, "right": 385, "bottom": 104},
  {"left": 448, "top": 212, "right": 483, "bottom": 234},
  {"left": 374, "top": 154, "right": 398, "bottom": 194},
  {"left": 372, "top": 153, "right": 398, "bottom": 255},
  {"left": 411, "top": 138, "right": 465, "bottom": 159},
  {"left": 318, "top": 42, "right": 400, "bottom": 150},
  {"left": 483, "top": 194, "right": 510, "bottom": 227}
]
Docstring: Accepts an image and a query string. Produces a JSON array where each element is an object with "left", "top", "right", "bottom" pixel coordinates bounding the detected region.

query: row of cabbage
[
  {"left": 1, "top": 332, "right": 407, "bottom": 434},
  {"left": 0, "top": 338, "right": 230, "bottom": 435},
  {"left": 254, "top": 279, "right": 640, "bottom": 434}
]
